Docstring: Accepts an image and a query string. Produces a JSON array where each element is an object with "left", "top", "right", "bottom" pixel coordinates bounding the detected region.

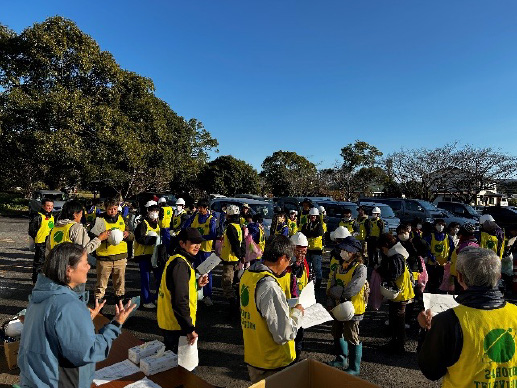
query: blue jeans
[
  {"left": 194, "top": 250, "right": 212, "bottom": 297},
  {"left": 307, "top": 251, "right": 322, "bottom": 281},
  {"left": 139, "top": 259, "right": 162, "bottom": 304}
]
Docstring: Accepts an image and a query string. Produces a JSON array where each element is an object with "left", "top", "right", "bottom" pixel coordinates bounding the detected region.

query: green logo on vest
[
  {"left": 197, "top": 227, "right": 204, "bottom": 236},
  {"left": 483, "top": 328, "right": 515, "bottom": 363},
  {"left": 53, "top": 231, "right": 64, "bottom": 243},
  {"left": 486, "top": 240, "right": 495, "bottom": 249},
  {"left": 241, "top": 285, "right": 250, "bottom": 307},
  {"left": 48, "top": 221, "right": 54, "bottom": 229},
  {"left": 336, "top": 279, "right": 344, "bottom": 288},
  {"left": 330, "top": 263, "right": 338, "bottom": 272},
  {"left": 435, "top": 244, "right": 444, "bottom": 253},
  {"left": 167, "top": 210, "right": 171, "bottom": 216}
]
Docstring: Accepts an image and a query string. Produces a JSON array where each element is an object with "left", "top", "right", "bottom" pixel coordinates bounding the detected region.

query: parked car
[
  {"left": 436, "top": 201, "right": 480, "bottom": 222},
  {"left": 357, "top": 201, "right": 400, "bottom": 234},
  {"left": 438, "top": 209, "right": 480, "bottom": 229},
  {"left": 473, "top": 205, "right": 486, "bottom": 215},
  {"left": 482, "top": 206, "right": 517, "bottom": 231},
  {"left": 29, "top": 190, "right": 68, "bottom": 216},
  {"left": 272, "top": 197, "right": 303, "bottom": 214}
]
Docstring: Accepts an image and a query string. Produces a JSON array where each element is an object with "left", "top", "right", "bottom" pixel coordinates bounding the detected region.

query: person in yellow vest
[
  {"left": 28, "top": 198, "right": 54, "bottom": 283},
  {"left": 326, "top": 237, "right": 367, "bottom": 375},
  {"left": 424, "top": 219, "right": 454, "bottom": 293},
  {"left": 240, "top": 203, "right": 251, "bottom": 227},
  {"left": 134, "top": 202, "right": 161, "bottom": 308},
  {"left": 273, "top": 212, "right": 289, "bottom": 236},
  {"left": 183, "top": 198, "right": 218, "bottom": 306},
  {"left": 449, "top": 223, "right": 479, "bottom": 293},
  {"left": 221, "top": 204, "right": 244, "bottom": 310},
  {"left": 301, "top": 207, "right": 324, "bottom": 290},
  {"left": 377, "top": 233, "right": 415, "bottom": 354},
  {"left": 158, "top": 197, "right": 173, "bottom": 254},
  {"left": 298, "top": 198, "right": 312, "bottom": 228},
  {"left": 339, "top": 208, "right": 359, "bottom": 235},
  {"left": 169, "top": 198, "right": 189, "bottom": 252},
  {"left": 247, "top": 213, "right": 266, "bottom": 262},
  {"left": 355, "top": 206, "right": 369, "bottom": 256},
  {"left": 287, "top": 210, "right": 298, "bottom": 236},
  {"left": 85, "top": 199, "right": 102, "bottom": 227},
  {"left": 240, "top": 235, "right": 304, "bottom": 383},
  {"left": 417, "top": 248, "right": 517, "bottom": 388},
  {"left": 329, "top": 226, "right": 352, "bottom": 273},
  {"left": 91, "top": 198, "right": 134, "bottom": 303},
  {"left": 476, "top": 214, "right": 505, "bottom": 259},
  {"left": 157, "top": 228, "right": 208, "bottom": 353},
  {"left": 318, "top": 205, "right": 328, "bottom": 238},
  {"left": 365, "top": 207, "right": 385, "bottom": 267}
]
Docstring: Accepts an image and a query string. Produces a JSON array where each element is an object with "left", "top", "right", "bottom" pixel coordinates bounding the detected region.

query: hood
[
  {"left": 55, "top": 219, "right": 76, "bottom": 227},
  {"left": 387, "top": 242, "right": 409, "bottom": 260},
  {"left": 31, "top": 274, "right": 74, "bottom": 304},
  {"left": 249, "top": 260, "right": 274, "bottom": 275}
]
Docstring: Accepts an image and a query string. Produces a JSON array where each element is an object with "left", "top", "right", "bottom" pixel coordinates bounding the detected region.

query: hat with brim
[
  {"left": 338, "top": 236, "right": 362, "bottom": 253},
  {"left": 178, "top": 227, "right": 204, "bottom": 244}
]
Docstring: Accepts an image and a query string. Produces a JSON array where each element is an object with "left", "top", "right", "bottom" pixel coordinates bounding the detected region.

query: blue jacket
[{"left": 18, "top": 275, "right": 121, "bottom": 388}]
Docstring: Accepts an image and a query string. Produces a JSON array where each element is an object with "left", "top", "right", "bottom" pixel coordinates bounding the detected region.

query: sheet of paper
[
  {"left": 423, "top": 293, "right": 459, "bottom": 316},
  {"left": 196, "top": 253, "right": 222, "bottom": 275},
  {"left": 125, "top": 377, "right": 162, "bottom": 388},
  {"left": 298, "top": 281, "right": 316, "bottom": 309},
  {"left": 178, "top": 336, "right": 198, "bottom": 371},
  {"left": 93, "top": 359, "right": 141, "bottom": 386},
  {"left": 301, "top": 303, "right": 333, "bottom": 329}
]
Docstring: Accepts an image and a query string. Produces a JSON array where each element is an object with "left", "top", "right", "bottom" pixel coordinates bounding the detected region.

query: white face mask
[
  {"left": 436, "top": 225, "right": 444, "bottom": 233},
  {"left": 371, "top": 214, "right": 379, "bottom": 219},
  {"left": 398, "top": 233, "right": 410, "bottom": 242},
  {"left": 148, "top": 211, "right": 159, "bottom": 221},
  {"left": 340, "top": 250, "right": 350, "bottom": 261},
  {"left": 344, "top": 216, "right": 351, "bottom": 221},
  {"left": 417, "top": 224, "right": 422, "bottom": 230}
]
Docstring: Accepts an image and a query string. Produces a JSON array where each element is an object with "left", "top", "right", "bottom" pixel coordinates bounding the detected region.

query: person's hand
[
  {"left": 417, "top": 309, "right": 433, "bottom": 330},
  {"left": 123, "top": 231, "right": 129, "bottom": 239},
  {"left": 197, "top": 274, "right": 209, "bottom": 288},
  {"left": 90, "top": 298, "right": 106, "bottom": 320},
  {"left": 187, "top": 331, "right": 198, "bottom": 345},
  {"left": 113, "top": 299, "right": 137, "bottom": 325},
  {"left": 294, "top": 304, "right": 305, "bottom": 316},
  {"left": 98, "top": 230, "right": 110, "bottom": 241}
]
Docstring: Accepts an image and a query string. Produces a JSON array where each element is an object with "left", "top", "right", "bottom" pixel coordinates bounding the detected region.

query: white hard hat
[
  {"left": 330, "top": 226, "right": 351, "bottom": 241},
  {"left": 309, "top": 207, "right": 320, "bottom": 216},
  {"left": 290, "top": 232, "right": 308, "bottom": 247},
  {"left": 227, "top": 204, "right": 240, "bottom": 216},
  {"left": 5, "top": 319, "right": 23, "bottom": 337},
  {"left": 176, "top": 198, "right": 186, "bottom": 206},
  {"left": 117, "top": 205, "right": 122, "bottom": 212},
  {"left": 108, "top": 229, "right": 124, "bottom": 245},
  {"left": 145, "top": 200, "right": 157, "bottom": 207},
  {"left": 289, "top": 209, "right": 298, "bottom": 215},
  {"left": 380, "top": 282, "right": 400, "bottom": 300},
  {"left": 331, "top": 301, "right": 355, "bottom": 321},
  {"left": 480, "top": 214, "right": 495, "bottom": 224},
  {"left": 158, "top": 197, "right": 167, "bottom": 204},
  {"left": 372, "top": 207, "right": 381, "bottom": 214},
  {"left": 318, "top": 206, "right": 326, "bottom": 214},
  {"left": 146, "top": 230, "right": 158, "bottom": 238}
]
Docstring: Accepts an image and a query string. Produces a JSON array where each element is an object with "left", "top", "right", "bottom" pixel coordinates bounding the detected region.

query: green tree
[{"left": 198, "top": 156, "right": 259, "bottom": 196}]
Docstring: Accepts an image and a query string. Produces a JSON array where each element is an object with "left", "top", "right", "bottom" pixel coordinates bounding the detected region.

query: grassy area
[{"left": 0, "top": 192, "right": 28, "bottom": 217}]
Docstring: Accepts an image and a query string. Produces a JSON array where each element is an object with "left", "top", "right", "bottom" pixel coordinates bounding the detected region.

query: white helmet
[
  {"left": 227, "top": 204, "right": 240, "bottom": 216},
  {"left": 146, "top": 230, "right": 158, "bottom": 238},
  {"left": 479, "top": 214, "right": 495, "bottom": 224},
  {"left": 289, "top": 209, "right": 298, "bottom": 216},
  {"left": 176, "top": 198, "right": 186, "bottom": 206},
  {"left": 108, "top": 229, "right": 124, "bottom": 246},
  {"left": 318, "top": 206, "right": 326, "bottom": 215},
  {"left": 380, "top": 282, "right": 400, "bottom": 300},
  {"left": 372, "top": 207, "right": 381, "bottom": 214},
  {"left": 331, "top": 301, "right": 355, "bottom": 321},
  {"left": 330, "top": 226, "right": 351, "bottom": 241},
  {"left": 309, "top": 207, "right": 320, "bottom": 216},
  {"left": 5, "top": 319, "right": 23, "bottom": 337},
  {"left": 117, "top": 205, "right": 122, "bottom": 212},
  {"left": 145, "top": 200, "right": 157, "bottom": 208},
  {"left": 158, "top": 197, "right": 167, "bottom": 204},
  {"left": 290, "top": 232, "right": 308, "bottom": 247}
]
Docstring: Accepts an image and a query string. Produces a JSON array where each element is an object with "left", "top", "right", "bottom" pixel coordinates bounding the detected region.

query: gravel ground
[{"left": 0, "top": 216, "right": 452, "bottom": 387}]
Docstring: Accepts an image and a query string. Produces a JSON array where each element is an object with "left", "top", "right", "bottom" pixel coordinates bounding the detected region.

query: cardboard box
[
  {"left": 248, "top": 359, "right": 380, "bottom": 388},
  {"left": 4, "top": 340, "right": 20, "bottom": 370},
  {"left": 140, "top": 350, "right": 178, "bottom": 376},
  {"left": 128, "top": 339, "right": 165, "bottom": 364}
]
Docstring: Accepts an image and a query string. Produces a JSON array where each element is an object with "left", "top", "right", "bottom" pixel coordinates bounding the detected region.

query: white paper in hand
[
  {"left": 178, "top": 336, "right": 198, "bottom": 371},
  {"left": 423, "top": 293, "right": 459, "bottom": 316},
  {"left": 196, "top": 253, "right": 221, "bottom": 275},
  {"left": 298, "top": 281, "right": 317, "bottom": 309},
  {"left": 301, "top": 303, "right": 333, "bottom": 329}
]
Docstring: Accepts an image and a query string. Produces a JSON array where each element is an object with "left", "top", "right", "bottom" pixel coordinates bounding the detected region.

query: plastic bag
[
  {"left": 417, "top": 256, "right": 428, "bottom": 288},
  {"left": 439, "top": 262, "right": 455, "bottom": 292},
  {"left": 214, "top": 238, "right": 223, "bottom": 256},
  {"left": 244, "top": 234, "right": 262, "bottom": 263},
  {"left": 151, "top": 234, "right": 162, "bottom": 268},
  {"left": 368, "top": 269, "right": 383, "bottom": 311}
]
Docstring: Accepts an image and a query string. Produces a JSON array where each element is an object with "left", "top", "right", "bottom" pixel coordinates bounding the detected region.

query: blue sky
[{"left": 3, "top": 1, "right": 517, "bottom": 170}]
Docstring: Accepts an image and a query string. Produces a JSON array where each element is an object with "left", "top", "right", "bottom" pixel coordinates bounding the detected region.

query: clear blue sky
[{"left": 3, "top": 1, "right": 517, "bottom": 170}]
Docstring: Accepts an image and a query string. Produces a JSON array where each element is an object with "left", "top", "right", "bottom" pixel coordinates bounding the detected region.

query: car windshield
[
  {"left": 249, "top": 203, "right": 274, "bottom": 219},
  {"left": 463, "top": 204, "right": 479, "bottom": 217},
  {"left": 379, "top": 206, "right": 395, "bottom": 218},
  {"left": 417, "top": 200, "right": 437, "bottom": 211}
]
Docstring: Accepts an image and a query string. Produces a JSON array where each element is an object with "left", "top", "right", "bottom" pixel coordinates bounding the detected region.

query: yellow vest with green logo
[
  {"left": 308, "top": 235, "right": 323, "bottom": 250},
  {"left": 35, "top": 213, "right": 54, "bottom": 244},
  {"left": 49, "top": 222, "right": 74, "bottom": 249},
  {"left": 157, "top": 254, "right": 197, "bottom": 331},
  {"left": 431, "top": 233, "right": 450, "bottom": 265},
  {"left": 330, "top": 252, "right": 340, "bottom": 273},
  {"left": 288, "top": 220, "right": 298, "bottom": 237},
  {"left": 134, "top": 220, "right": 160, "bottom": 257},
  {"left": 85, "top": 207, "right": 97, "bottom": 223},
  {"left": 96, "top": 215, "right": 127, "bottom": 257},
  {"left": 277, "top": 272, "right": 292, "bottom": 299},
  {"left": 191, "top": 214, "right": 214, "bottom": 252},
  {"left": 369, "top": 219, "right": 382, "bottom": 238},
  {"left": 393, "top": 260, "right": 415, "bottom": 302},
  {"left": 333, "top": 262, "right": 366, "bottom": 315},
  {"left": 171, "top": 210, "right": 185, "bottom": 230},
  {"left": 480, "top": 232, "right": 503, "bottom": 259},
  {"left": 299, "top": 212, "right": 309, "bottom": 227},
  {"left": 221, "top": 223, "right": 242, "bottom": 262},
  {"left": 357, "top": 217, "right": 368, "bottom": 241},
  {"left": 443, "top": 303, "right": 517, "bottom": 388},
  {"left": 296, "top": 264, "right": 308, "bottom": 294},
  {"left": 240, "top": 270, "right": 296, "bottom": 370},
  {"left": 339, "top": 219, "right": 355, "bottom": 234},
  {"left": 159, "top": 206, "right": 173, "bottom": 229}
]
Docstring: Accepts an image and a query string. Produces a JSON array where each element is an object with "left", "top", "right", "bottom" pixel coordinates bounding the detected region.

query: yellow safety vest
[
  {"left": 299, "top": 212, "right": 309, "bottom": 227},
  {"left": 333, "top": 262, "right": 366, "bottom": 316},
  {"left": 393, "top": 260, "right": 415, "bottom": 302},
  {"left": 134, "top": 220, "right": 160, "bottom": 257},
  {"left": 288, "top": 220, "right": 298, "bottom": 237},
  {"left": 275, "top": 223, "right": 288, "bottom": 236},
  {"left": 191, "top": 214, "right": 214, "bottom": 252},
  {"left": 159, "top": 206, "right": 173, "bottom": 229},
  {"left": 320, "top": 215, "right": 327, "bottom": 234},
  {"left": 221, "top": 223, "right": 242, "bottom": 262},
  {"left": 277, "top": 272, "right": 292, "bottom": 299},
  {"left": 96, "top": 215, "right": 127, "bottom": 257},
  {"left": 240, "top": 270, "right": 296, "bottom": 370},
  {"left": 443, "top": 303, "right": 517, "bottom": 388},
  {"left": 296, "top": 264, "right": 308, "bottom": 294},
  {"left": 157, "top": 254, "right": 197, "bottom": 331},
  {"left": 431, "top": 233, "right": 450, "bottom": 265},
  {"left": 35, "top": 212, "right": 54, "bottom": 244},
  {"left": 258, "top": 227, "right": 266, "bottom": 253},
  {"left": 49, "top": 222, "right": 74, "bottom": 249},
  {"left": 357, "top": 217, "right": 368, "bottom": 241},
  {"left": 339, "top": 219, "right": 355, "bottom": 234},
  {"left": 369, "top": 219, "right": 382, "bottom": 238},
  {"left": 85, "top": 207, "right": 97, "bottom": 223},
  {"left": 330, "top": 252, "right": 340, "bottom": 273},
  {"left": 480, "top": 232, "right": 503, "bottom": 259},
  {"left": 171, "top": 210, "right": 185, "bottom": 230}
]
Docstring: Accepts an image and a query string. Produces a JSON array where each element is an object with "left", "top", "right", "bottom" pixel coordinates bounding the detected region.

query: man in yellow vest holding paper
[
  {"left": 240, "top": 235, "right": 304, "bottom": 383},
  {"left": 418, "top": 247, "right": 517, "bottom": 388},
  {"left": 28, "top": 198, "right": 54, "bottom": 283}
]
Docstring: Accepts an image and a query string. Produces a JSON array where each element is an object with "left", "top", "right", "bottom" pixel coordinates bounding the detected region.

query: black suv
[
  {"left": 436, "top": 201, "right": 480, "bottom": 221},
  {"left": 482, "top": 206, "right": 517, "bottom": 231}
]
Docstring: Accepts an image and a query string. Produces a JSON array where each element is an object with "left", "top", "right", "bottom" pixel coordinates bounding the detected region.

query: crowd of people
[{"left": 18, "top": 195, "right": 517, "bottom": 387}]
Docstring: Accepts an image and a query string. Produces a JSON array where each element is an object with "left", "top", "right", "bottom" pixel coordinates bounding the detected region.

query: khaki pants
[
  {"left": 95, "top": 258, "right": 127, "bottom": 300},
  {"left": 331, "top": 319, "right": 360, "bottom": 345},
  {"left": 221, "top": 262, "right": 238, "bottom": 300},
  {"left": 247, "top": 365, "right": 280, "bottom": 384}
]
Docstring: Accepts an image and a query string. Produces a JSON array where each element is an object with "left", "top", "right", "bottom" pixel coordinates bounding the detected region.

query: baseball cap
[{"left": 177, "top": 227, "right": 204, "bottom": 244}]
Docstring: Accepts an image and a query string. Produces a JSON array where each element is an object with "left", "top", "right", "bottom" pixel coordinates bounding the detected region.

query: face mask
[
  {"left": 417, "top": 224, "right": 422, "bottom": 230},
  {"left": 148, "top": 211, "right": 159, "bottom": 221},
  {"left": 398, "top": 233, "right": 410, "bottom": 242},
  {"left": 453, "top": 228, "right": 460, "bottom": 235},
  {"left": 344, "top": 216, "right": 351, "bottom": 221},
  {"left": 436, "top": 225, "right": 444, "bottom": 233},
  {"left": 340, "top": 250, "right": 350, "bottom": 261}
]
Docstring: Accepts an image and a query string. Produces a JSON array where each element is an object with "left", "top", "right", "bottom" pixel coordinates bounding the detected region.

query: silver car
[{"left": 29, "top": 190, "right": 68, "bottom": 216}]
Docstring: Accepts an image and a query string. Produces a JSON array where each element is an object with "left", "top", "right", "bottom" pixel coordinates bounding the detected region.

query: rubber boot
[
  {"left": 328, "top": 337, "right": 349, "bottom": 369},
  {"left": 344, "top": 342, "right": 362, "bottom": 376}
]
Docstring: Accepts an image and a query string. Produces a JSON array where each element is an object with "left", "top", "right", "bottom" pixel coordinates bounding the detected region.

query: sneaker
[
  {"left": 203, "top": 297, "right": 213, "bottom": 306},
  {"left": 143, "top": 302, "right": 156, "bottom": 309}
]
